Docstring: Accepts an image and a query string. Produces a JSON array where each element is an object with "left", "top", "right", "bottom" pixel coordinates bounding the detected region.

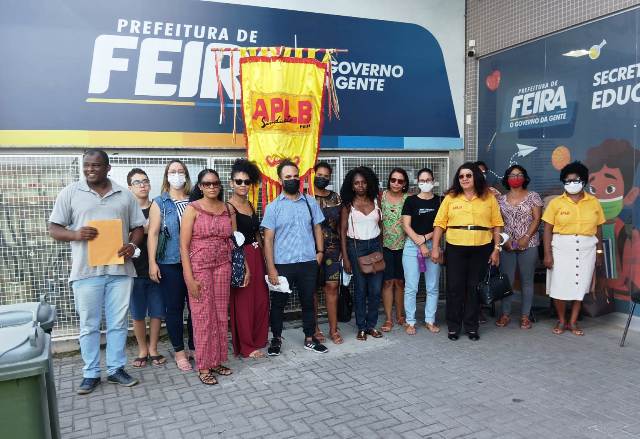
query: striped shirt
[
  {"left": 261, "top": 193, "right": 325, "bottom": 264},
  {"left": 174, "top": 199, "right": 189, "bottom": 222}
]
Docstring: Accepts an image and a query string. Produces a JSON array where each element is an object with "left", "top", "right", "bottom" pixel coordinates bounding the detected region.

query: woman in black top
[
  {"left": 401, "top": 168, "right": 442, "bottom": 335},
  {"left": 227, "top": 159, "right": 269, "bottom": 358}
]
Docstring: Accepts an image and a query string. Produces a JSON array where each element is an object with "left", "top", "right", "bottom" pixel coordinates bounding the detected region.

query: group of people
[{"left": 49, "top": 149, "right": 605, "bottom": 394}]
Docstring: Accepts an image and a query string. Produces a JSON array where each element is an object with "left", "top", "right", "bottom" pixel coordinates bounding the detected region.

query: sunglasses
[
  {"left": 458, "top": 173, "right": 473, "bottom": 180},
  {"left": 233, "top": 178, "right": 251, "bottom": 186},
  {"left": 564, "top": 179, "right": 582, "bottom": 184},
  {"left": 200, "top": 181, "right": 221, "bottom": 189},
  {"left": 390, "top": 177, "right": 405, "bottom": 184}
]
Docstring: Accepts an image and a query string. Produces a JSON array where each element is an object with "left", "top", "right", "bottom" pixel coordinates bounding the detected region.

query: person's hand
[
  {"left": 431, "top": 247, "right": 441, "bottom": 264},
  {"left": 186, "top": 277, "right": 201, "bottom": 299},
  {"left": 543, "top": 253, "right": 554, "bottom": 269},
  {"left": 596, "top": 252, "right": 604, "bottom": 267},
  {"left": 149, "top": 262, "right": 162, "bottom": 283},
  {"left": 241, "top": 263, "right": 251, "bottom": 288},
  {"left": 267, "top": 268, "right": 280, "bottom": 285},
  {"left": 419, "top": 244, "right": 430, "bottom": 258},
  {"left": 316, "top": 252, "right": 323, "bottom": 266},
  {"left": 75, "top": 226, "right": 98, "bottom": 241},
  {"left": 517, "top": 236, "right": 529, "bottom": 249},
  {"left": 117, "top": 243, "right": 135, "bottom": 259},
  {"left": 489, "top": 248, "right": 500, "bottom": 266},
  {"left": 488, "top": 187, "right": 501, "bottom": 197},
  {"left": 503, "top": 240, "right": 513, "bottom": 252},
  {"left": 343, "top": 259, "right": 352, "bottom": 274}
]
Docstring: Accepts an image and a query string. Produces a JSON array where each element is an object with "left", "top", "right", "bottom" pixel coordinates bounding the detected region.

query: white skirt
[{"left": 546, "top": 234, "right": 597, "bottom": 301}]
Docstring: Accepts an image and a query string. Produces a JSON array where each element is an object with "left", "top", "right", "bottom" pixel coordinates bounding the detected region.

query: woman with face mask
[
  {"left": 400, "top": 168, "right": 442, "bottom": 335},
  {"left": 543, "top": 161, "right": 605, "bottom": 336},
  {"left": 495, "top": 165, "right": 542, "bottom": 330},
  {"left": 147, "top": 159, "right": 195, "bottom": 372}
]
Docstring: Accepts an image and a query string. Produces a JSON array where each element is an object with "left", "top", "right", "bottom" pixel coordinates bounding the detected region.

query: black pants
[
  {"left": 270, "top": 260, "right": 318, "bottom": 339},
  {"left": 445, "top": 243, "right": 492, "bottom": 334},
  {"left": 159, "top": 263, "right": 195, "bottom": 352}
]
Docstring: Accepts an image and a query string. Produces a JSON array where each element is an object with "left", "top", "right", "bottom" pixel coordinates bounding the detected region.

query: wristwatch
[{"left": 128, "top": 243, "right": 141, "bottom": 258}]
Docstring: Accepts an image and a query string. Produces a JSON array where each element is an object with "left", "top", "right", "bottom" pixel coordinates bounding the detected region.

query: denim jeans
[
  {"left": 72, "top": 275, "right": 133, "bottom": 378},
  {"left": 499, "top": 247, "right": 538, "bottom": 316},
  {"left": 402, "top": 239, "right": 441, "bottom": 325},
  {"left": 346, "top": 237, "right": 383, "bottom": 331},
  {"left": 159, "top": 263, "right": 194, "bottom": 353}
]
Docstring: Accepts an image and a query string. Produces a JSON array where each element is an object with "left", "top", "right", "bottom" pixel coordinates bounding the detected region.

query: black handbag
[
  {"left": 156, "top": 199, "right": 170, "bottom": 260},
  {"left": 476, "top": 264, "right": 512, "bottom": 306},
  {"left": 226, "top": 203, "right": 246, "bottom": 288},
  {"left": 337, "top": 271, "right": 353, "bottom": 323}
]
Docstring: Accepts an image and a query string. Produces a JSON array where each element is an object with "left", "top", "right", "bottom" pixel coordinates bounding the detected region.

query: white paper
[
  {"left": 341, "top": 261, "right": 352, "bottom": 286},
  {"left": 499, "top": 232, "right": 510, "bottom": 246},
  {"left": 264, "top": 275, "right": 292, "bottom": 293},
  {"left": 233, "top": 231, "right": 245, "bottom": 247}
]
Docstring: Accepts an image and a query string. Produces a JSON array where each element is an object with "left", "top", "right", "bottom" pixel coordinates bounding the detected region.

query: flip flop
[
  {"left": 132, "top": 356, "right": 148, "bottom": 368},
  {"left": 381, "top": 320, "right": 393, "bottom": 332},
  {"left": 149, "top": 354, "right": 166, "bottom": 367},
  {"left": 248, "top": 350, "right": 266, "bottom": 359},
  {"left": 330, "top": 331, "right": 344, "bottom": 345},
  {"left": 552, "top": 321, "right": 565, "bottom": 335}
]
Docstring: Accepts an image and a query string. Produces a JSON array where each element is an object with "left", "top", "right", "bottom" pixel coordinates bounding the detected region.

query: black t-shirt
[
  {"left": 132, "top": 206, "right": 150, "bottom": 278},
  {"left": 235, "top": 210, "right": 260, "bottom": 245},
  {"left": 401, "top": 195, "right": 441, "bottom": 235}
]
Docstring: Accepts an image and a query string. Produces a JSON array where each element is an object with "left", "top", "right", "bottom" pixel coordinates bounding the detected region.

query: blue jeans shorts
[{"left": 130, "top": 277, "right": 165, "bottom": 320}]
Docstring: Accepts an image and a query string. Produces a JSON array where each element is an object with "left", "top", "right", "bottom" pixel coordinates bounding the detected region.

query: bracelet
[{"left": 596, "top": 249, "right": 604, "bottom": 254}]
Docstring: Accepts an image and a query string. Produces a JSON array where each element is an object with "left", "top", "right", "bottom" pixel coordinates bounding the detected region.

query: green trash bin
[
  {"left": 0, "top": 295, "right": 57, "bottom": 333},
  {"left": 0, "top": 322, "right": 60, "bottom": 439}
]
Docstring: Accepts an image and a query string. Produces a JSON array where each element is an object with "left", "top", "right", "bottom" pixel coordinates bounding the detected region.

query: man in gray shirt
[{"left": 49, "top": 149, "right": 145, "bottom": 395}]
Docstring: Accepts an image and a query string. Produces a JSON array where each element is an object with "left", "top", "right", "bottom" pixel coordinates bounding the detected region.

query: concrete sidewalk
[{"left": 54, "top": 312, "right": 640, "bottom": 438}]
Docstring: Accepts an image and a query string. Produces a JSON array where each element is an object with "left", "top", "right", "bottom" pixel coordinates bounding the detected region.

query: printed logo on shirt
[
  {"left": 452, "top": 204, "right": 464, "bottom": 210},
  {"left": 559, "top": 210, "right": 571, "bottom": 216},
  {"left": 418, "top": 208, "right": 435, "bottom": 215}
]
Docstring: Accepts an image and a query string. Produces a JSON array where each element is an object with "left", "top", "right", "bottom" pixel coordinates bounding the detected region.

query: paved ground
[{"left": 54, "top": 308, "right": 640, "bottom": 439}]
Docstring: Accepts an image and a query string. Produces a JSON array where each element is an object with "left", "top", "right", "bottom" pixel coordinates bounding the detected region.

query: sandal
[
  {"left": 132, "top": 356, "right": 148, "bottom": 368},
  {"left": 149, "top": 355, "right": 166, "bottom": 367},
  {"left": 405, "top": 324, "right": 416, "bottom": 335},
  {"left": 198, "top": 371, "right": 218, "bottom": 385},
  {"left": 495, "top": 315, "right": 511, "bottom": 327},
  {"left": 176, "top": 355, "right": 193, "bottom": 372},
  {"left": 211, "top": 365, "right": 233, "bottom": 376},
  {"left": 424, "top": 323, "right": 441, "bottom": 333},
  {"left": 520, "top": 316, "right": 532, "bottom": 330},
  {"left": 356, "top": 330, "right": 367, "bottom": 341},
  {"left": 566, "top": 324, "right": 584, "bottom": 336},
  {"left": 552, "top": 321, "right": 565, "bottom": 335},
  {"left": 248, "top": 350, "right": 265, "bottom": 359},
  {"left": 313, "top": 330, "right": 326, "bottom": 343},
  {"left": 381, "top": 320, "right": 393, "bottom": 332},
  {"left": 397, "top": 317, "right": 407, "bottom": 327},
  {"left": 330, "top": 331, "right": 344, "bottom": 345}
]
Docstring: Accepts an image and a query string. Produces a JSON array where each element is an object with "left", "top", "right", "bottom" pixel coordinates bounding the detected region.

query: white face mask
[
  {"left": 167, "top": 173, "right": 186, "bottom": 189},
  {"left": 418, "top": 182, "right": 434, "bottom": 193},
  {"left": 564, "top": 181, "right": 583, "bottom": 195}
]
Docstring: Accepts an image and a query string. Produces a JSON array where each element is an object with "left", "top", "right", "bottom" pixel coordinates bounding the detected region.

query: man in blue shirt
[{"left": 261, "top": 159, "right": 328, "bottom": 355}]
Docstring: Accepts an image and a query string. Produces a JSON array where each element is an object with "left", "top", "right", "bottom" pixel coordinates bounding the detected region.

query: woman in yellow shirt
[
  {"left": 542, "top": 161, "right": 605, "bottom": 336},
  {"left": 431, "top": 162, "right": 504, "bottom": 341}
]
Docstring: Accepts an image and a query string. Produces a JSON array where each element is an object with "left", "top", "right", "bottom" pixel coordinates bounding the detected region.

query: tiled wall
[{"left": 464, "top": 0, "right": 640, "bottom": 160}]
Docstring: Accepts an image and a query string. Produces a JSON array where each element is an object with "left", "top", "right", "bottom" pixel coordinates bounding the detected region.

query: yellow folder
[{"left": 87, "top": 219, "right": 124, "bottom": 266}]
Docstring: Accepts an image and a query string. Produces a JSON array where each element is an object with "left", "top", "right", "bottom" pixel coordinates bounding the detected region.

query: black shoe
[
  {"left": 365, "top": 328, "right": 383, "bottom": 338},
  {"left": 107, "top": 368, "right": 139, "bottom": 387},
  {"left": 267, "top": 337, "right": 282, "bottom": 356},
  {"left": 478, "top": 311, "right": 488, "bottom": 324},
  {"left": 447, "top": 332, "right": 459, "bottom": 341},
  {"left": 468, "top": 331, "right": 480, "bottom": 341},
  {"left": 77, "top": 377, "right": 101, "bottom": 395},
  {"left": 304, "top": 338, "right": 328, "bottom": 354}
]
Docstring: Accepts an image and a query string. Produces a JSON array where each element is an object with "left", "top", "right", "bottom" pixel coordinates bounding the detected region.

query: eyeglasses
[
  {"left": 233, "top": 178, "right": 251, "bottom": 186},
  {"left": 564, "top": 179, "right": 582, "bottom": 184},
  {"left": 458, "top": 173, "right": 473, "bottom": 180},
  {"left": 200, "top": 181, "right": 221, "bottom": 189},
  {"left": 390, "top": 177, "right": 405, "bottom": 184},
  {"left": 130, "top": 179, "right": 150, "bottom": 187},
  {"left": 507, "top": 174, "right": 524, "bottom": 179}
]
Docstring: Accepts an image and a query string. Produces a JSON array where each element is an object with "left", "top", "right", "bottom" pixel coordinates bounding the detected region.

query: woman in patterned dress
[
  {"left": 495, "top": 165, "right": 543, "bottom": 329},
  {"left": 380, "top": 168, "right": 409, "bottom": 332}
]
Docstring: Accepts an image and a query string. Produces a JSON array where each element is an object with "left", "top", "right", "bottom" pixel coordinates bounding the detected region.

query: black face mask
[
  {"left": 314, "top": 177, "right": 330, "bottom": 189},
  {"left": 282, "top": 179, "right": 300, "bottom": 194}
]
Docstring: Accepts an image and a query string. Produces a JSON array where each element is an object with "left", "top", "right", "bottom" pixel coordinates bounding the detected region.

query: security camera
[{"left": 467, "top": 49, "right": 476, "bottom": 58}]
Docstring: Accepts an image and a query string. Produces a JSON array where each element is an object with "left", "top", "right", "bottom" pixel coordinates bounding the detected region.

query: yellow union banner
[{"left": 240, "top": 56, "right": 326, "bottom": 185}]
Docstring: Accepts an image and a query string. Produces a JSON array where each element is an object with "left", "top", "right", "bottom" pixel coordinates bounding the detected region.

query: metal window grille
[{"left": 0, "top": 154, "right": 448, "bottom": 339}]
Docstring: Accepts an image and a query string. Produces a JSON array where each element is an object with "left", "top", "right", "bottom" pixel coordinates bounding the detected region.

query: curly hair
[
  {"left": 230, "top": 158, "right": 261, "bottom": 184},
  {"left": 446, "top": 162, "right": 488, "bottom": 197},
  {"left": 387, "top": 167, "right": 409, "bottom": 193},
  {"left": 501, "top": 164, "right": 531, "bottom": 190},
  {"left": 340, "top": 166, "right": 379, "bottom": 206},
  {"left": 190, "top": 169, "right": 223, "bottom": 202},
  {"left": 560, "top": 161, "right": 589, "bottom": 183}
]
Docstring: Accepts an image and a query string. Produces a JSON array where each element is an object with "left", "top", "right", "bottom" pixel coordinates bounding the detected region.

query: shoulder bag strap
[{"left": 302, "top": 195, "right": 317, "bottom": 251}]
